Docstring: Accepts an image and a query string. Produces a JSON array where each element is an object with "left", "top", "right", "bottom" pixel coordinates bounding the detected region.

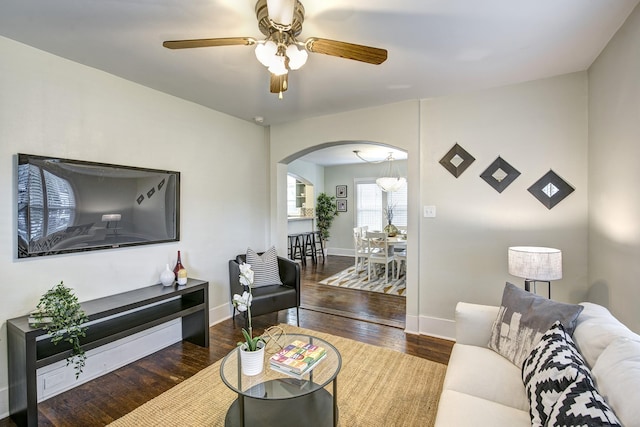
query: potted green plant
[
  {"left": 30, "top": 281, "right": 88, "bottom": 378},
  {"left": 316, "top": 192, "right": 339, "bottom": 249},
  {"left": 232, "top": 263, "right": 265, "bottom": 375}
]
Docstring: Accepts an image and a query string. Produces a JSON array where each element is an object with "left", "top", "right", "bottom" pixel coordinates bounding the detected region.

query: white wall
[
  {"left": 288, "top": 158, "right": 325, "bottom": 196},
  {"left": 588, "top": 3, "right": 640, "bottom": 332},
  {"left": 0, "top": 37, "right": 269, "bottom": 415},
  {"left": 421, "top": 73, "right": 589, "bottom": 331},
  {"left": 270, "top": 75, "right": 590, "bottom": 338}
]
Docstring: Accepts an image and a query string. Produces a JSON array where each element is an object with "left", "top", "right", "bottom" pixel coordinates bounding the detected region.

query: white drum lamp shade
[{"left": 508, "top": 246, "right": 562, "bottom": 281}]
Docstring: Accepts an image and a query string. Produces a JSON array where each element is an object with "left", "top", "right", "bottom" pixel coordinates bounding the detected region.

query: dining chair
[
  {"left": 395, "top": 249, "right": 407, "bottom": 279},
  {"left": 366, "top": 231, "right": 397, "bottom": 284},
  {"left": 353, "top": 227, "right": 370, "bottom": 272}
]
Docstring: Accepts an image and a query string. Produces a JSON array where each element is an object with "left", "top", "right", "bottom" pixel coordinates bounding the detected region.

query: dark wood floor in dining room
[{"left": 0, "top": 255, "right": 453, "bottom": 427}]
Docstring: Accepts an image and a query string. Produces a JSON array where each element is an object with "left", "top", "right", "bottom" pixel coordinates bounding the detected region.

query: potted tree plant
[
  {"left": 316, "top": 192, "right": 339, "bottom": 251},
  {"left": 30, "top": 281, "right": 88, "bottom": 379}
]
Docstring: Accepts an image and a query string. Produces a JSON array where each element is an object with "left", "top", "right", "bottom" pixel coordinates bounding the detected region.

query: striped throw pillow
[{"left": 246, "top": 247, "right": 283, "bottom": 288}]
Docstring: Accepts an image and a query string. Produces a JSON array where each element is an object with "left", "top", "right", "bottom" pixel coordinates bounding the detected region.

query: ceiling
[
  {"left": 298, "top": 143, "right": 407, "bottom": 166},
  {"left": 1, "top": 0, "right": 638, "bottom": 133}
]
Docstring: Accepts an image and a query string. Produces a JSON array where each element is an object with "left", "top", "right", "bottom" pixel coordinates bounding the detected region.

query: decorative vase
[
  {"left": 177, "top": 268, "right": 188, "bottom": 286},
  {"left": 239, "top": 341, "right": 265, "bottom": 376},
  {"left": 160, "top": 264, "right": 174, "bottom": 286},
  {"left": 173, "top": 250, "right": 184, "bottom": 279},
  {"left": 384, "top": 223, "right": 398, "bottom": 237}
]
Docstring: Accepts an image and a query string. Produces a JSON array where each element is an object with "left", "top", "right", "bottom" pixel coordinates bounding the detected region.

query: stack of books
[{"left": 269, "top": 339, "right": 327, "bottom": 378}]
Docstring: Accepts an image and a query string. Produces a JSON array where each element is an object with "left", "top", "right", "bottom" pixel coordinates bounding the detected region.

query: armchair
[{"left": 228, "top": 253, "right": 300, "bottom": 326}]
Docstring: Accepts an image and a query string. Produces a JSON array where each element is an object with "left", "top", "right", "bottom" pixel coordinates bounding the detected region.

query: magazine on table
[{"left": 269, "top": 339, "right": 327, "bottom": 376}]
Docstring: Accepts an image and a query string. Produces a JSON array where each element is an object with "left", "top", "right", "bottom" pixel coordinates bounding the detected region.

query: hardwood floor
[{"left": 0, "top": 255, "right": 453, "bottom": 427}]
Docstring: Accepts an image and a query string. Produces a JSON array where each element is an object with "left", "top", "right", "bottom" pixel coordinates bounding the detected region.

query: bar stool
[
  {"left": 287, "top": 234, "right": 296, "bottom": 259},
  {"left": 288, "top": 233, "right": 306, "bottom": 265},
  {"left": 313, "top": 231, "right": 325, "bottom": 264},
  {"left": 302, "top": 232, "right": 317, "bottom": 264}
]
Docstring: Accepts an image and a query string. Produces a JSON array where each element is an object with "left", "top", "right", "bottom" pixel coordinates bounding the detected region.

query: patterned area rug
[{"left": 319, "top": 264, "right": 406, "bottom": 296}]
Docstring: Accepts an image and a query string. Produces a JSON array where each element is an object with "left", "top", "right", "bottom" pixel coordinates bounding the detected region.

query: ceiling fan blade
[
  {"left": 162, "top": 37, "right": 255, "bottom": 50},
  {"left": 305, "top": 37, "right": 387, "bottom": 65},
  {"left": 270, "top": 73, "right": 288, "bottom": 94}
]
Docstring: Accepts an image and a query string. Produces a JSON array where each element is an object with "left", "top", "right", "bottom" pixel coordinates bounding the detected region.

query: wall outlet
[{"left": 424, "top": 205, "right": 436, "bottom": 218}]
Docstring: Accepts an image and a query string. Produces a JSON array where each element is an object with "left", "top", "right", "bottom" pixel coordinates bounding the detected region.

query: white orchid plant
[{"left": 232, "top": 263, "right": 264, "bottom": 351}]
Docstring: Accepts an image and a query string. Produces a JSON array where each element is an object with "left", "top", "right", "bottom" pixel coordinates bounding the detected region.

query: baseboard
[
  {"left": 405, "top": 314, "right": 420, "bottom": 335},
  {"left": 326, "top": 248, "right": 354, "bottom": 257},
  {"left": 0, "top": 387, "right": 7, "bottom": 422},
  {"left": 210, "top": 301, "right": 232, "bottom": 325},
  {"left": 418, "top": 314, "right": 455, "bottom": 341}
]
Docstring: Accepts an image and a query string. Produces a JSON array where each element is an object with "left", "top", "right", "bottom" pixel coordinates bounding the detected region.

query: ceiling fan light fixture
[
  {"left": 376, "top": 176, "right": 407, "bottom": 193},
  {"left": 354, "top": 150, "right": 407, "bottom": 192},
  {"left": 255, "top": 40, "right": 278, "bottom": 66},
  {"left": 267, "top": 0, "right": 296, "bottom": 28},
  {"left": 268, "top": 55, "right": 288, "bottom": 76},
  {"left": 286, "top": 43, "right": 308, "bottom": 70},
  {"left": 162, "top": 0, "right": 387, "bottom": 96}
]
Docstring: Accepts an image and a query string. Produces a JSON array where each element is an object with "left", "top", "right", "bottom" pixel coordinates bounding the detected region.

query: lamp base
[{"left": 524, "top": 280, "right": 552, "bottom": 299}]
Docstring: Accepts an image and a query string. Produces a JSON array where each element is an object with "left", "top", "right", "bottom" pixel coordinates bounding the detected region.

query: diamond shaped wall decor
[
  {"left": 480, "top": 156, "right": 521, "bottom": 193},
  {"left": 439, "top": 143, "right": 475, "bottom": 178},
  {"left": 528, "top": 170, "right": 575, "bottom": 209}
]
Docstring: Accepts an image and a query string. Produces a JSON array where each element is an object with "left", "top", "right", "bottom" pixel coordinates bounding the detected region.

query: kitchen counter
[{"left": 288, "top": 216, "right": 315, "bottom": 234}]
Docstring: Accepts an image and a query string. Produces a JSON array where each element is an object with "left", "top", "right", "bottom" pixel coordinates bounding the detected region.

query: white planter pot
[{"left": 239, "top": 341, "right": 265, "bottom": 376}]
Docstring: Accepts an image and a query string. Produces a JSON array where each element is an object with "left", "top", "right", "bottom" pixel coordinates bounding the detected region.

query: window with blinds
[
  {"left": 387, "top": 185, "right": 408, "bottom": 227},
  {"left": 18, "top": 164, "right": 76, "bottom": 242},
  {"left": 356, "top": 181, "right": 383, "bottom": 230},
  {"left": 356, "top": 179, "right": 407, "bottom": 230}
]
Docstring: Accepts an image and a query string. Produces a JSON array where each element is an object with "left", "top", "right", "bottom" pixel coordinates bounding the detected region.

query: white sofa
[{"left": 434, "top": 301, "right": 640, "bottom": 427}]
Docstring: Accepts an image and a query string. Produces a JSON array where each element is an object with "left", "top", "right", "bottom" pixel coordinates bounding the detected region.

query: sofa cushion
[
  {"left": 592, "top": 337, "right": 640, "bottom": 427},
  {"left": 434, "top": 390, "right": 531, "bottom": 427},
  {"left": 455, "top": 302, "right": 500, "bottom": 347},
  {"left": 573, "top": 302, "right": 640, "bottom": 368},
  {"left": 444, "top": 343, "right": 529, "bottom": 411},
  {"left": 522, "top": 322, "right": 589, "bottom": 426},
  {"left": 488, "top": 282, "right": 584, "bottom": 367},
  {"left": 246, "top": 247, "right": 282, "bottom": 288},
  {"left": 546, "top": 373, "right": 621, "bottom": 426}
]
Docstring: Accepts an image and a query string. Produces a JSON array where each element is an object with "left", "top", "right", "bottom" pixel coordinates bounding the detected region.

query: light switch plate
[{"left": 424, "top": 205, "right": 436, "bottom": 218}]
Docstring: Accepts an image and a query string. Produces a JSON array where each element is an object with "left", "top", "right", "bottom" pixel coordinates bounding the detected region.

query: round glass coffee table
[{"left": 220, "top": 333, "right": 341, "bottom": 427}]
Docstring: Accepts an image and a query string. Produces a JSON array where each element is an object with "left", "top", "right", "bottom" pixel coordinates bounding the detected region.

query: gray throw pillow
[
  {"left": 246, "top": 247, "right": 283, "bottom": 288},
  {"left": 488, "top": 282, "right": 584, "bottom": 367}
]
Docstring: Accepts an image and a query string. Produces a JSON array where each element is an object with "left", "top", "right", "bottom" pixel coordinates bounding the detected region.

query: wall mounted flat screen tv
[{"left": 17, "top": 153, "right": 180, "bottom": 258}]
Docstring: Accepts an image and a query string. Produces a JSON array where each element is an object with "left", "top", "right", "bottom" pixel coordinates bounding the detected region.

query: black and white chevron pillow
[
  {"left": 522, "top": 321, "right": 621, "bottom": 426},
  {"left": 546, "top": 373, "right": 621, "bottom": 426}
]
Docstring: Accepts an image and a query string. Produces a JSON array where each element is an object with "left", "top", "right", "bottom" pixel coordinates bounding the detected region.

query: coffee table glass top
[{"left": 220, "top": 333, "right": 341, "bottom": 400}]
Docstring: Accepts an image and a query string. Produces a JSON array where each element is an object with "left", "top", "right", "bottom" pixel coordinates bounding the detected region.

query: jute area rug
[
  {"left": 319, "top": 265, "right": 406, "bottom": 296},
  {"left": 108, "top": 324, "right": 445, "bottom": 427}
]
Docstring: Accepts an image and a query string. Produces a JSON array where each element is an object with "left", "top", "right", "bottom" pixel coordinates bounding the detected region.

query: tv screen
[{"left": 17, "top": 153, "right": 180, "bottom": 258}]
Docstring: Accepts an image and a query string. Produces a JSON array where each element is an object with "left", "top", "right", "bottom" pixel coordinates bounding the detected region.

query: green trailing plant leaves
[{"left": 32, "top": 281, "right": 88, "bottom": 378}]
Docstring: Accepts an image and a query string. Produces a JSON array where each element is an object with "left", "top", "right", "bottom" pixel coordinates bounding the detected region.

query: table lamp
[{"left": 508, "top": 246, "right": 562, "bottom": 298}]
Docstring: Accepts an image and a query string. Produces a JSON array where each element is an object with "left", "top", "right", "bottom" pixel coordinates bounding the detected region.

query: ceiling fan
[{"left": 162, "top": 0, "right": 388, "bottom": 98}]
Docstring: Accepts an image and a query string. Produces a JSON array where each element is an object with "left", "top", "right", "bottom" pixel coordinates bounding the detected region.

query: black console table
[{"left": 7, "top": 278, "right": 209, "bottom": 427}]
